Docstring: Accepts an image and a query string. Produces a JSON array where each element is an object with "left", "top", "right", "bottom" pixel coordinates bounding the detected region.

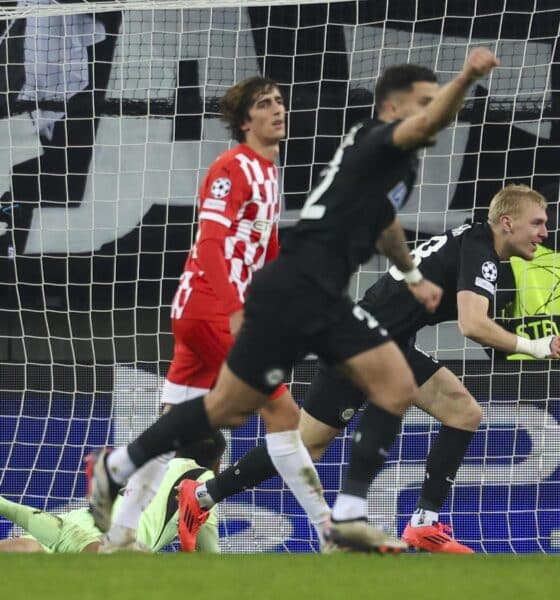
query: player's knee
[
  {"left": 260, "top": 395, "right": 300, "bottom": 432},
  {"left": 205, "top": 393, "right": 250, "bottom": 428},
  {"left": 283, "top": 400, "right": 301, "bottom": 430},
  {"left": 305, "top": 441, "right": 328, "bottom": 461},
  {"left": 392, "top": 376, "right": 418, "bottom": 414},
  {"left": 459, "top": 396, "right": 483, "bottom": 430},
  {"left": 440, "top": 391, "right": 482, "bottom": 431},
  {"left": 363, "top": 372, "right": 417, "bottom": 415}
]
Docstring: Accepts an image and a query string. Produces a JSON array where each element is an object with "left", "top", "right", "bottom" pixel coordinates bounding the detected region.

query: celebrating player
[
  {"left": 0, "top": 432, "right": 225, "bottom": 554},
  {"left": 94, "top": 75, "right": 333, "bottom": 551},
  {"left": 89, "top": 48, "right": 499, "bottom": 553},
  {"left": 186, "top": 184, "right": 560, "bottom": 553}
]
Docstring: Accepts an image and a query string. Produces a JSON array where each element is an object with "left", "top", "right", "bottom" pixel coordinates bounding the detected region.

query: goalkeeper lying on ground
[{"left": 0, "top": 431, "right": 225, "bottom": 553}]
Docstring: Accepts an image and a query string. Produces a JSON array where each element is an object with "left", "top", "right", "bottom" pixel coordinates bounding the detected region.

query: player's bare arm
[
  {"left": 376, "top": 217, "right": 416, "bottom": 273},
  {"left": 457, "top": 290, "right": 560, "bottom": 358},
  {"left": 393, "top": 47, "right": 500, "bottom": 150},
  {"left": 376, "top": 218, "right": 442, "bottom": 313}
]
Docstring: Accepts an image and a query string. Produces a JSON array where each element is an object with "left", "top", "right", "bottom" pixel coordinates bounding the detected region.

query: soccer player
[
  {"left": 0, "top": 432, "right": 226, "bottom": 554},
  {"left": 98, "top": 75, "right": 333, "bottom": 551},
  {"left": 188, "top": 184, "right": 560, "bottom": 554},
  {"left": 89, "top": 48, "right": 499, "bottom": 553}
]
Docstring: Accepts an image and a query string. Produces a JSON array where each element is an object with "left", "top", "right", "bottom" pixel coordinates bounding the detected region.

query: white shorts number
[{"left": 352, "top": 305, "right": 379, "bottom": 329}]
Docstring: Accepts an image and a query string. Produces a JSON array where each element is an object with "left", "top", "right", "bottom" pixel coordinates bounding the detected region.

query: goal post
[{"left": 0, "top": 0, "right": 559, "bottom": 553}]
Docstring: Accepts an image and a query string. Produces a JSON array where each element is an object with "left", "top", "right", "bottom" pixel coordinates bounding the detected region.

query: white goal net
[{"left": 0, "top": 0, "right": 559, "bottom": 553}]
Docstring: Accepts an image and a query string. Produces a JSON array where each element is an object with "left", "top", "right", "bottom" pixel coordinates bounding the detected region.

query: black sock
[
  {"left": 416, "top": 425, "right": 475, "bottom": 512},
  {"left": 127, "top": 396, "right": 212, "bottom": 467},
  {"left": 206, "top": 444, "right": 278, "bottom": 502},
  {"left": 341, "top": 403, "right": 402, "bottom": 499}
]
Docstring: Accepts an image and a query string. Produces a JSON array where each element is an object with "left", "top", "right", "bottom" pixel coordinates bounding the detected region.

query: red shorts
[{"left": 165, "top": 317, "right": 287, "bottom": 400}]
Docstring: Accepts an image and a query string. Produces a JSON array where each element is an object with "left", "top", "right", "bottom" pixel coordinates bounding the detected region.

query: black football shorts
[
  {"left": 227, "top": 257, "right": 391, "bottom": 395},
  {"left": 303, "top": 339, "right": 442, "bottom": 429}
]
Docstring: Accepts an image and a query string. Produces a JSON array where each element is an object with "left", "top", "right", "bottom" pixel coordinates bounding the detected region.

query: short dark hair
[
  {"left": 175, "top": 430, "right": 227, "bottom": 470},
  {"left": 375, "top": 64, "right": 437, "bottom": 108},
  {"left": 220, "top": 76, "right": 281, "bottom": 142}
]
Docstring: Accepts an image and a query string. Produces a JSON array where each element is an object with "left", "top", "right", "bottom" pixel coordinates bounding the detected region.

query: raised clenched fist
[{"left": 463, "top": 47, "right": 500, "bottom": 81}]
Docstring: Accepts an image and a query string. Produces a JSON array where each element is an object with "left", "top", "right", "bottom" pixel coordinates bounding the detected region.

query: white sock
[
  {"left": 410, "top": 508, "right": 439, "bottom": 527},
  {"left": 195, "top": 483, "right": 215, "bottom": 510},
  {"left": 331, "top": 493, "right": 367, "bottom": 522},
  {"left": 266, "top": 430, "right": 331, "bottom": 533},
  {"left": 106, "top": 446, "right": 137, "bottom": 485},
  {"left": 111, "top": 453, "right": 173, "bottom": 531}
]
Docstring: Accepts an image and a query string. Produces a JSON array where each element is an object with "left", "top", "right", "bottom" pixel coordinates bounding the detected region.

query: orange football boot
[
  {"left": 176, "top": 479, "right": 210, "bottom": 552},
  {"left": 402, "top": 521, "right": 474, "bottom": 553}
]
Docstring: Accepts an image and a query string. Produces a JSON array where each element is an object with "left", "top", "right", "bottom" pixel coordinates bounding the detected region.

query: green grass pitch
[{"left": 1, "top": 553, "right": 558, "bottom": 600}]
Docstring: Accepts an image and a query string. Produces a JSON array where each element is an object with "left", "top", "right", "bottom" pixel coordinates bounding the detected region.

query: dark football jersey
[
  {"left": 495, "top": 260, "right": 516, "bottom": 318},
  {"left": 281, "top": 118, "right": 418, "bottom": 296},
  {"left": 360, "top": 222, "right": 505, "bottom": 340}
]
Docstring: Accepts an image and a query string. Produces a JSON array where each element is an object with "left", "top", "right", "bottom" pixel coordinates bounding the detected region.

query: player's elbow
[
  {"left": 411, "top": 113, "right": 438, "bottom": 144},
  {"left": 395, "top": 114, "right": 438, "bottom": 149},
  {"left": 457, "top": 315, "right": 482, "bottom": 341}
]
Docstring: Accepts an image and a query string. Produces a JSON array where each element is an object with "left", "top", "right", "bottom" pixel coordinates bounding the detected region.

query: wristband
[
  {"left": 402, "top": 267, "right": 423, "bottom": 285},
  {"left": 515, "top": 335, "right": 553, "bottom": 359}
]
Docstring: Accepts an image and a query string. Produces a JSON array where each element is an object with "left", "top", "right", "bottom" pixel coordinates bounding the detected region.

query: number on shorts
[{"left": 352, "top": 305, "right": 379, "bottom": 329}]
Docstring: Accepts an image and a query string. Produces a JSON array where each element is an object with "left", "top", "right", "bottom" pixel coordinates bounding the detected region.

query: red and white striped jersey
[{"left": 171, "top": 143, "right": 280, "bottom": 321}]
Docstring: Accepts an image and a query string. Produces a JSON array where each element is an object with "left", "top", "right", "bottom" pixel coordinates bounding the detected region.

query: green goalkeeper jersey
[
  {"left": 137, "top": 457, "right": 219, "bottom": 553},
  {"left": 26, "top": 458, "right": 219, "bottom": 554},
  {"left": 501, "top": 244, "right": 560, "bottom": 359}
]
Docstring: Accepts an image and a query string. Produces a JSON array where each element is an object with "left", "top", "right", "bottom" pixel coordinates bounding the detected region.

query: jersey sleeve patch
[
  {"left": 386, "top": 181, "right": 408, "bottom": 211},
  {"left": 210, "top": 177, "right": 232, "bottom": 199},
  {"left": 202, "top": 198, "right": 227, "bottom": 211},
  {"left": 481, "top": 260, "right": 498, "bottom": 282},
  {"left": 475, "top": 276, "right": 496, "bottom": 295},
  {"left": 198, "top": 211, "right": 231, "bottom": 227}
]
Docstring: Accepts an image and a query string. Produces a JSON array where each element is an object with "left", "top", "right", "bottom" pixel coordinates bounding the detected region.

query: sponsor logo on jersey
[
  {"left": 515, "top": 318, "right": 560, "bottom": 339},
  {"left": 481, "top": 261, "right": 498, "bottom": 282},
  {"left": 210, "top": 177, "right": 232, "bottom": 199},
  {"left": 252, "top": 219, "right": 273, "bottom": 233}
]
